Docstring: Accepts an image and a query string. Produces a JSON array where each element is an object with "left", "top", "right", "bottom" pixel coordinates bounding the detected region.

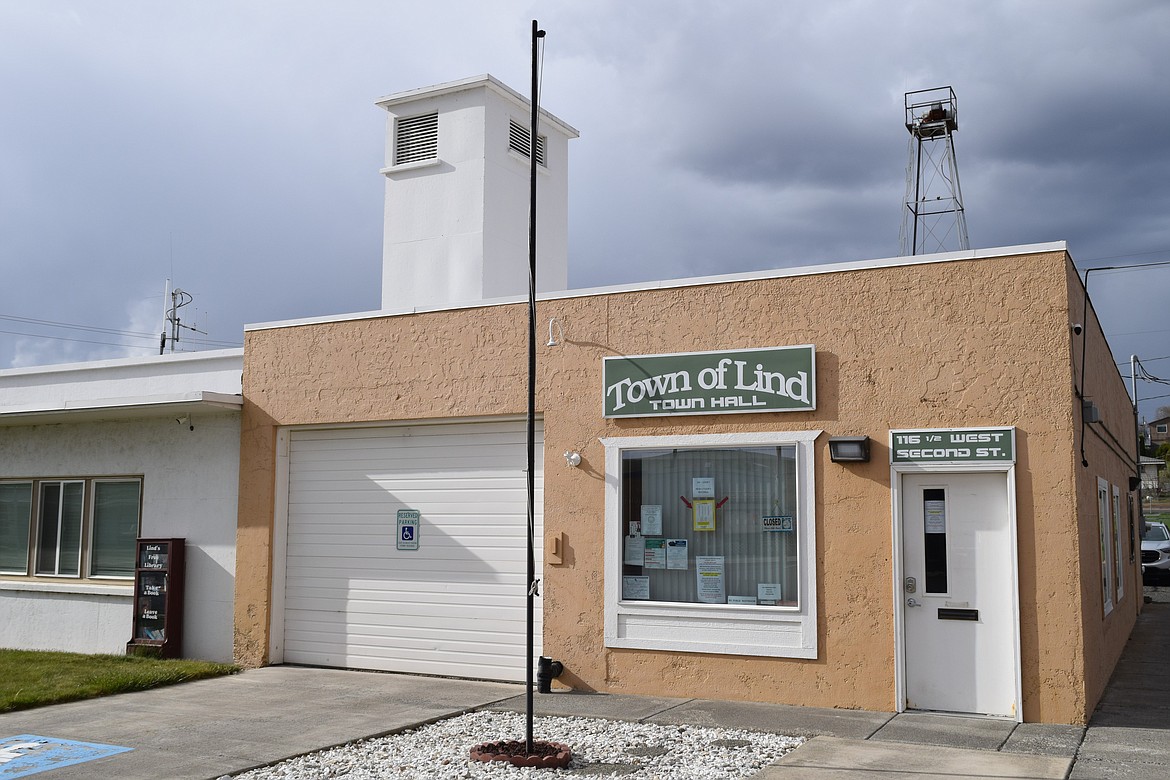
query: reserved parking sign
[{"left": 396, "top": 509, "right": 420, "bottom": 551}]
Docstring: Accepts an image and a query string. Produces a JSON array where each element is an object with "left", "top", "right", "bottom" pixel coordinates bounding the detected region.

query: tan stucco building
[{"left": 232, "top": 241, "right": 1139, "bottom": 725}]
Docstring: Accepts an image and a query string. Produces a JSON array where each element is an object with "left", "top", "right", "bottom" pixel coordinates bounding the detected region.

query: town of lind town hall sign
[{"left": 603, "top": 346, "right": 816, "bottom": 418}]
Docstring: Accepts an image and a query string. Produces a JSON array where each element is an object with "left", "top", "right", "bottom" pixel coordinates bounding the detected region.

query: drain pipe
[{"left": 537, "top": 656, "right": 563, "bottom": 694}]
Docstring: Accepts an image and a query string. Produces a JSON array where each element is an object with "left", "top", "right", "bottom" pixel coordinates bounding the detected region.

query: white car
[{"left": 1141, "top": 521, "right": 1170, "bottom": 575}]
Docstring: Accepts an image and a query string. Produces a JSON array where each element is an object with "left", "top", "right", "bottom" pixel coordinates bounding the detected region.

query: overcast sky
[{"left": 2, "top": 1, "right": 1169, "bottom": 419}]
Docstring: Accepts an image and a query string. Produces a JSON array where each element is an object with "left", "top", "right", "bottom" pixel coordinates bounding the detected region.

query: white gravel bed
[{"left": 226, "top": 710, "right": 804, "bottom": 779}]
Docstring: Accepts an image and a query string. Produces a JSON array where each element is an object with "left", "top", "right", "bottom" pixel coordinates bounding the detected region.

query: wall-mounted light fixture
[
  {"left": 828, "top": 436, "right": 870, "bottom": 463},
  {"left": 1082, "top": 400, "right": 1100, "bottom": 424},
  {"left": 564, "top": 450, "right": 582, "bottom": 468},
  {"left": 547, "top": 318, "right": 565, "bottom": 347}
]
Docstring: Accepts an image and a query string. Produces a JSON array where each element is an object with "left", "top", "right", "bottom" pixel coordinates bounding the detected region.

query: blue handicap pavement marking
[{"left": 0, "top": 735, "right": 132, "bottom": 778}]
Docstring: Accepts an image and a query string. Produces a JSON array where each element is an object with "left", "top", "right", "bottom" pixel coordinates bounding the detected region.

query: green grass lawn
[{"left": 0, "top": 649, "right": 238, "bottom": 713}]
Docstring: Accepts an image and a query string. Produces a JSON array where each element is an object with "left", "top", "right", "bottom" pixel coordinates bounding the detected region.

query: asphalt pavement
[{"left": 1, "top": 602, "right": 1167, "bottom": 779}]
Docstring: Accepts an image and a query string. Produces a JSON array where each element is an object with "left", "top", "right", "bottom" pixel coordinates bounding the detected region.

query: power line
[
  {"left": 0, "top": 328, "right": 158, "bottom": 352},
  {"left": 0, "top": 312, "right": 241, "bottom": 350},
  {"left": 1080, "top": 258, "right": 1170, "bottom": 275},
  {"left": 1080, "top": 248, "right": 1170, "bottom": 264},
  {"left": 0, "top": 328, "right": 240, "bottom": 352},
  {"left": 0, "top": 313, "right": 156, "bottom": 339},
  {"left": 1118, "top": 354, "right": 1170, "bottom": 367}
]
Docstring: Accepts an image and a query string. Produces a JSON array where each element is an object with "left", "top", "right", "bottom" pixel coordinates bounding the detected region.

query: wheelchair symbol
[{"left": 401, "top": 526, "right": 414, "bottom": 541}]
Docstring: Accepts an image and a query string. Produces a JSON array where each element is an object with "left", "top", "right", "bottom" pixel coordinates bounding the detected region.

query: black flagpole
[{"left": 525, "top": 18, "right": 544, "bottom": 754}]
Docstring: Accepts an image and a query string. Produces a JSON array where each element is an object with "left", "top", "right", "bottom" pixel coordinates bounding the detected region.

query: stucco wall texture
[
  {"left": 1066, "top": 263, "right": 1142, "bottom": 717},
  {"left": 235, "top": 249, "right": 1136, "bottom": 724}
]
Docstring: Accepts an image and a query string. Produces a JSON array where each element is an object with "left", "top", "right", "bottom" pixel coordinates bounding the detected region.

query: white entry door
[{"left": 900, "top": 471, "right": 1018, "bottom": 718}]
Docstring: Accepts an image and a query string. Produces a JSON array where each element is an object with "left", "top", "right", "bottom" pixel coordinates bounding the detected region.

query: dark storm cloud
[{"left": 1, "top": 0, "right": 1169, "bottom": 421}]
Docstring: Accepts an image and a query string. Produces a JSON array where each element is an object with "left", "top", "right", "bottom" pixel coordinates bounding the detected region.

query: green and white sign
[
  {"left": 890, "top": 427, "right": 1015, "bottom": 464},
  {"left": 603, "top": 346, "right": 815, "bottom": 418}
]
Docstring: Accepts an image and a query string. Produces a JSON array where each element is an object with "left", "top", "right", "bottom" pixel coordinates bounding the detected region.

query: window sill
[
  {"left": 606, "top": 599, "right": 817, "bottom": 658},
  {"left": 380, "top": 158, "right": 442, "bottom": 176},
  {"left": 0, "top": 579, "right": 132, "bottom": 597}
]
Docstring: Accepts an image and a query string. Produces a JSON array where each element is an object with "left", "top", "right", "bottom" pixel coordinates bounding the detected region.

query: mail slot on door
[{"left": 938, "top": 607, "right": 979, "bottom": 621}]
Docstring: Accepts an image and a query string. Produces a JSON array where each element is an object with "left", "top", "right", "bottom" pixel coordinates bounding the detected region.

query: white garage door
[{"left": 283, "top": 419, "right": 543, "bottom": 682}]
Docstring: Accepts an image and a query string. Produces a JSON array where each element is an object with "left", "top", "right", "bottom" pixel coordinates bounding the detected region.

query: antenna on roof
[
  {"left": 159, "top": 279, "right": 206, "bottom": 354},
  {"left": 899, "top": 87, "right": 970, "bottom": 256}
]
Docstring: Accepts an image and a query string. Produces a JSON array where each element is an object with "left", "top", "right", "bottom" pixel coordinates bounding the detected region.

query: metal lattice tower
[{"left": 899, "top": 87, "right": 970, "bottom": 256}]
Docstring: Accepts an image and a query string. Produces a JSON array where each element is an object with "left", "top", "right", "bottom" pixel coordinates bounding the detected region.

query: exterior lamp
[{"left": 828, "top": 436, "right": 870, "bottom": 463}]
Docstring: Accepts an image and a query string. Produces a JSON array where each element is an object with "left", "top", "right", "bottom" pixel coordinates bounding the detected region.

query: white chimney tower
[{"left": 376, "top": 75, "right": 578, "bottom": 310}]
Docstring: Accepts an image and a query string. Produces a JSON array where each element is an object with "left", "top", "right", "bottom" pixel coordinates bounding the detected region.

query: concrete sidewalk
[
  {"left": 0, "top": 603, "right": 1166, "bottom": 779},
  {"left": 0, "top": 668, "right": 522, "bottom": 779}
]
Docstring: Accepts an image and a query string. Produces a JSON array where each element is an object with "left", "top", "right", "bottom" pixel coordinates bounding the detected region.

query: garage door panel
[
  {"left": 285, "top": 633, "right": 527, "bottom": 664},
  {"left": 287, "top": 529, "right": 534, "bottom": 547},
  {"left": 286, "top": 596, "right": 532, "bottom": 624},
  {"left": 288, "top": 613, "right": 536, "bottom": 640},
  {"left": 286, "top": 556, "right": 533, "bottom": 573},
  {"left": 287, "top": 540, "right": 536, "bottom": 560},
  {"left": 285, "top": 649, "right": 516, "bottom": 680},
  {"left": 286, "top": 572, "right": 531, "bottom": 591},
  {"left": 289, "top": 491, "right": 540, "bottom": 509},
  {"left": 286, "top": 584, "right": 535, "bottom": 608},
  {"left": 283, "top": 421, "right": 543, "bottom": 682}
]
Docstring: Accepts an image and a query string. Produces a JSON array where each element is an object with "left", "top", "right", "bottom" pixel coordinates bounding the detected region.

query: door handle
[{"left": 906, "top": 597, "right": 921, "bottom": 608}]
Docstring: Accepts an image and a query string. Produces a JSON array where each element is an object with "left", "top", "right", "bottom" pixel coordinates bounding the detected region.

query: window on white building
[
  {"left": 602, "top": 431, "right": 819, "bottom": 658},
  {"left": 0, "top": 482, "right": 33, "bottom": 574},
  {"left": 0, "top": 478, "right": 141, "bottom": 579},
  {"left": 91, "top": 480, "right": 142, "bottom": 578}
]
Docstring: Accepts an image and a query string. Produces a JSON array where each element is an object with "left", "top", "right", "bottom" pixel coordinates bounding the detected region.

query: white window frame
[
  {"left": 0, "top": 481, "right": 34, "bottom": 575},
  {"left": 2, "top": 476, "right": 140, "bottom": 581},
  {"left": 89, "top": 478, "right": 144, "bottom": 580},
  {"left": 35, "top": 480, "right": 85, "bottom": 577},
  {"left": 1098, "top": 477, "right": 1114, "bottom": 616},
  {"left": 601, "top": 430, "right": 820, "bottom": 659}
]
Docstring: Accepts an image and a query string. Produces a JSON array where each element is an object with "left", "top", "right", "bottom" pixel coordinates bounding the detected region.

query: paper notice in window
[
  {"left": 757, "top": 583, "right": 782, "bottom": 605},
  {"left": 666, "top": 538, "right": 688, "bottom": 570},
  {"left": 640, "top": 505, "right": 663, "bottom": 536},
  {"left": 925, "top": 499, "right": 946, "bottom": 534},
  {"left": 624, "top": 535, "right": 646, "bottom": 566},
  {"left": 696, "top": 556, "right": 725, "bottom": 603},
  {"left": 644, "top": 537, "right": 666, "bottom": 569},
  {"left": 692, "top": 477, "right": 715, "bottom": 498},
  {"left": 693, "top": 499, "right": 715, "bottom": 531},
  {"left": 623, "top": 576, "right": 650, "bottom": 600}
]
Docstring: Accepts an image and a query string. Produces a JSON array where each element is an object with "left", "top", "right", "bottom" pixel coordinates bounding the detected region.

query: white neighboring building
[{"left": 0, "top": 349, "right": 242, "bottom": 662}]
